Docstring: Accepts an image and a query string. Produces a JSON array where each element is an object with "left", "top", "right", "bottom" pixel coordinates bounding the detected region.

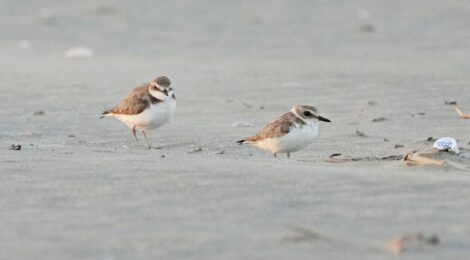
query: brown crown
[{"left": 153, "top": 76, "right": 171, "bottom": 87}]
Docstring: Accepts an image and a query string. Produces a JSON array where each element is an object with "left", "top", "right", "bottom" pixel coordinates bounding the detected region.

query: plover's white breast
[
  {"left": 256, "top": 122, "right": 318, "bottom": 153},
  {"left": 114, "top": 98, "right": 176, "bottom": 130}
]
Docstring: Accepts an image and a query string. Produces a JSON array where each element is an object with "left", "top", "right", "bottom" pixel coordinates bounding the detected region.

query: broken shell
[{"left": 64, "top": 47, "right": 94, "bottom": 59}]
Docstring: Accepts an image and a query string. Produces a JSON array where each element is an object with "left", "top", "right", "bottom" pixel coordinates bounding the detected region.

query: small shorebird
[
  {"left": 237, "top": 105, "right": 330, "bottom": 158},
  {"left": 101, "top": 76, "right": 176, "bottom": 148}
]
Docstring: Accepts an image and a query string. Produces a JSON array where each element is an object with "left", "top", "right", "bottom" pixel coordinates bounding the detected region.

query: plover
[
  {"left": 237, "top": 105, "right": 330, "bottom": 158},
  {"left": 101, "top": 76, "right": 176, "bottom": 148}
]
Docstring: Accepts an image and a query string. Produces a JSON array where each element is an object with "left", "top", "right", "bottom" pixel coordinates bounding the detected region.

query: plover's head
[
  {"left": 149, "top": 76, "right": 175, "bottom": 100},
  {"left": 292, "top": 105, "right": 331, "bottom": 123}
]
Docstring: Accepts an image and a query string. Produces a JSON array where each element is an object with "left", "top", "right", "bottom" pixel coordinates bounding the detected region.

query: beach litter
[
  {"left": 433, "top": 137, "right": 459, "bottom": 154},
  {"left": 404, "top": 137, "right": 469, "bottom": 171}
]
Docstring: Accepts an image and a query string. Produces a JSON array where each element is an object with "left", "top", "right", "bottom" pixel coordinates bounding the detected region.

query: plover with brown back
[
  {"left": 237, "top": 105, "right": 330, "bottom": 158},
  {"left": 101, "top": 76, "right": 176, "bottom": 148}
]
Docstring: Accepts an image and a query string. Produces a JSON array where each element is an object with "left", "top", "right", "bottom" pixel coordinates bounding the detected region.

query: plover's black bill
[{"left": 318, "top": 116, "right": 331, "bottom": 122}]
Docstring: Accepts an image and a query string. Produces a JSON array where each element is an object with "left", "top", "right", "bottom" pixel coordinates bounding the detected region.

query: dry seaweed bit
[
  {"left": 282, "top": 226, "right": 332, "bottom": 244},
  {"left": 372, "top": 117, "right": 387, "bottom": 122},
  {"left": 9, "top": 144, "right": 21, "bottom": 151},
  {"left": 325, "top": 153, "right": 351, "bottom": 163},
  {"left": 329, "top": 153, "right": 342, "bottom": 158}
]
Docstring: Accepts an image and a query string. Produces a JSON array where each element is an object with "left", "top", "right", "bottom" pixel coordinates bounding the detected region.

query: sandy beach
[{"left": 1, "top": 1, "right": 470, "bottom": 259}]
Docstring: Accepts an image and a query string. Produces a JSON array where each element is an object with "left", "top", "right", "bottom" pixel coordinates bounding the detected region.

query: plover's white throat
[
  {"left": 237, "top": 105, "right": 331, "bottom": 158},
  {"left": 101, "top": 76, "right": 176, "bottom": 148}
]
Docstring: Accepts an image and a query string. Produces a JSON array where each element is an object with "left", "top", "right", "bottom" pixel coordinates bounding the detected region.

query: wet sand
[{"left": 1, "top": 1, "right": 470, "bottom": 259}]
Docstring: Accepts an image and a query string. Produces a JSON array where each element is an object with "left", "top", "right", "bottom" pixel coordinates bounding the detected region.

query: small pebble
[
  {"left": 394, "top": 144, "right": 404, "bottom": 148},
  {"left": 68, "top": 134, "right": 76, "bottom": 138},
  {"left": 360, "top": 24, "right": 375, "bottom": 32},
  {"left": 356, "top": 130, "right": 366, "bottom": 137},
  {"left": 34, "top": 110, "right": 45, "bottom": 116}
]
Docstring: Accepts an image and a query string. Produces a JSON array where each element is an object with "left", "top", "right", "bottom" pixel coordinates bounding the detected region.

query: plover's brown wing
[
  {"left": 245, "top": 112, "right": 303, "bottom": 142},
  {"left": 104, "top": 83, "right": 153, "bottom": 115}
]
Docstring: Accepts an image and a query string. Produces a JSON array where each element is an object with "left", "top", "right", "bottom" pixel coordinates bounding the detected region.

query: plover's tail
[
  {"left": 100, "top": 110, "right": 111, "bottom": 118},
  {"left": 236, "top": 139, "right": 245, "bottom": 145}
]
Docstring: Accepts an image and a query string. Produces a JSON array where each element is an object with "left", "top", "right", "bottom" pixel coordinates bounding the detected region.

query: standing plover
[
  {"left": 101, "top": 76, "right": 176, "bottom": 148},
  {"left": 237, "top": 105, "right": 331, "bottom": 158}
]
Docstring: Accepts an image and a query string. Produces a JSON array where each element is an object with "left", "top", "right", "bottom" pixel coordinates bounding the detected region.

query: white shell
[{"left": 433, "top": 137, "right": 459, "bottom": 154}]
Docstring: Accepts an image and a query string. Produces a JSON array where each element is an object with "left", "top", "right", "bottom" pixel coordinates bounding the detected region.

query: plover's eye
[{"left": 303, "top": 111, "right": 312, "bottom": 116}]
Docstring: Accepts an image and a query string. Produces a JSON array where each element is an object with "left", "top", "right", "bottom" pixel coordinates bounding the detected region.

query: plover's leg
[
  {"left": 142, "top": 130, "right": 151, "bottom": 149},
  {"left": 287, "top": 152, "right": 291, "bottom": 159},
  {"left": 132, "top": 126, "right": 138, "bottom": 141}
]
